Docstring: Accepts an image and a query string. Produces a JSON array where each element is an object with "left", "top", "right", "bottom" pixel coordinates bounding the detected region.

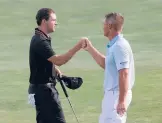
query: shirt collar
[
  {"left": 107, "top": 34, "right": 123, "bottom": 48},
  {"left": 35, "top": 28, "right": 51, "bottom": 41}
]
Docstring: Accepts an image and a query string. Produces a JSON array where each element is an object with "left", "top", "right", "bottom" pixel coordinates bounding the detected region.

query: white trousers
[{"left": 99, "top": 90, "right": 132, "bottom": 123}]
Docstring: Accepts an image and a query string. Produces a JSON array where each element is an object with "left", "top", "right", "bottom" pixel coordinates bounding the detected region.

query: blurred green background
[{"left": 0, "top": 0, "right": 162, "bottom": 123}]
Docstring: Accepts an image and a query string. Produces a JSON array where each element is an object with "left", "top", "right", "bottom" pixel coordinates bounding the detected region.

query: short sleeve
[
  {"left": 113, "top": 45, "right": 130, "bottom": 70},
  {"left": 35, "top": 40, "right": 55, "bottom": 59}
]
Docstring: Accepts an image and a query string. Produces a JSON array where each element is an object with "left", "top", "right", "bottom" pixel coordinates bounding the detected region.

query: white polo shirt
[{"left": 104, "top": 34, "right": 135, "bottom": 91}]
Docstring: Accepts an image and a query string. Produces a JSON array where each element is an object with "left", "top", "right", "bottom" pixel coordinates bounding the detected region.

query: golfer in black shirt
[{"left": 28, "top": 8, "right": 86, "bottom": 123}]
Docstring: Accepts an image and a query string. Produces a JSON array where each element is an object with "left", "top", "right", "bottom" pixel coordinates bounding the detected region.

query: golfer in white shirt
[{"left": 83, "top": 12, "right": 135, "bottom": 123}]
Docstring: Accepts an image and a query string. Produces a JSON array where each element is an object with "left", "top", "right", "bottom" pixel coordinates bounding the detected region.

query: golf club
[{"left": 57, "top": 76, "right": 80, "bottom": 123}]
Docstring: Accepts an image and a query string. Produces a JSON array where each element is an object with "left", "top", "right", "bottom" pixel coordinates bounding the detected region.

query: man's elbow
[
  {"left": 54, "top": 62, "right": 63, "bottom": 67},
  {"left": 101, "top": 59, "right": 105, "bottom": 69},
  {"left": 99, "top": 62, "right": 105, "bottom": 69},
  {"left": 101, "top": 64, "right": 105, "bottom": 69},
  {"left": 48, "top": 55, "right": 64, "bottom": 66},
  {"left": 52, "top": 59, "right": 66, "bottom": 66}
]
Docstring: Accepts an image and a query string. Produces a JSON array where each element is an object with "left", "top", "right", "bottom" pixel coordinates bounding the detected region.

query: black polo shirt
[{"left": 29, "top": 28, "right": 56, "bottom": 84}]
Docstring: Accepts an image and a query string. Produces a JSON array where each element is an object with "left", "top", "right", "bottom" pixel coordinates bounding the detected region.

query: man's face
[{"left": 46, "top": 13, "right": 57, "bottom": 33}]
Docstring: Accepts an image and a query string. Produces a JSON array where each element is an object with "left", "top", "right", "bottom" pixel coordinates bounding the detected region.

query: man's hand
[
  {"left": 55, "top": 66, "right": 63, "bottom": 77},
  {"left": 81, "top": 38, "right": 93, "bottom": 51},
  {"left": 117, "top": 101, "right": 126, "bottom": 116},
  {"left": 76, "top": 37, "right": 88, "bottom": 49}
]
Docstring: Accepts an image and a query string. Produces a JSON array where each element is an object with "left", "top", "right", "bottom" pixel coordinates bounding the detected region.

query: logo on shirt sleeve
[{"left": 120, "top": 61, "right": 128, "bottom": 65}]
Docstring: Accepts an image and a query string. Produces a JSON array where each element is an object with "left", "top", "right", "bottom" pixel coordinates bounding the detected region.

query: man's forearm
[
  {"left": 56, "top": 44, "right": 81, "bottom": 66},
  {"left": 88, "top": 46, "right": 105, "bottom": 69},
  {"left": 119, "top": 69, "right": 129, "bottom": 103}
]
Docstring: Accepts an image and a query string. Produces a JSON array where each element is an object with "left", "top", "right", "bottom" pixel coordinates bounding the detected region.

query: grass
[{"left": 0, "top": 0, "right": 162, "bottom": 123}]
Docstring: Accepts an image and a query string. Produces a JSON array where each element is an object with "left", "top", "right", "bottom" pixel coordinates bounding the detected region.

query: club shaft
[
  {"left": 67, "top": 97, "right": 80, "bottom": 123},
  {"left": 59, "top": 80, "right": 79, "bottom": 123},
  {"left": 60, "top": 80, "right": 69, "bottom": 97}
]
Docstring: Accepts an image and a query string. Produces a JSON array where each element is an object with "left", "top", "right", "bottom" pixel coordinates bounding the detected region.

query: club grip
[{"left": 60, "top": 80, "right": 69, "bottom": 97}]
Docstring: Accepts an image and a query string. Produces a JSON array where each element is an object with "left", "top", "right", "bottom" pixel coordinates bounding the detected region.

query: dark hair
[
  {"left": 36, "top": 8, "right": 55, "bottom": 26},
  {"left": 105, "top": 12, "right": 124, "bottom": 31}
]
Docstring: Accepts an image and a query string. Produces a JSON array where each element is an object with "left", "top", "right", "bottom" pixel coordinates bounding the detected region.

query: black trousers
[{"left": 33, "top": 84, "right": 66, "bottom": 123}]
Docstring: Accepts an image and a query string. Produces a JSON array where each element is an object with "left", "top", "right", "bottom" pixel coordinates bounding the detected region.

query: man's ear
[
  {"left": 41, "top": 19, "right": 46, "bottom": 25},
  {"left": 109, "top": 23, "right": 113, "bottom": 29}
]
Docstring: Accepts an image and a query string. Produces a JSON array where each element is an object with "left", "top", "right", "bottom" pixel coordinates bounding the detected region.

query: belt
[{"left": 28, "top": 82, "right": 56, "bottom": 94}]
